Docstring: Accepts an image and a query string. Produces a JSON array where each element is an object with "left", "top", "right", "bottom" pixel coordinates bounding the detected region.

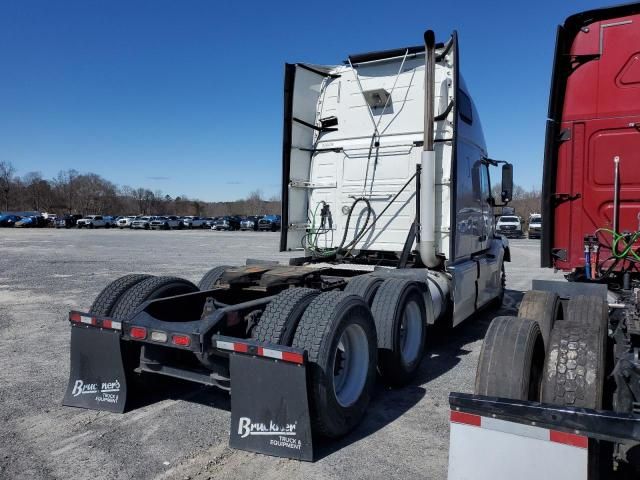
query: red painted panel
[
  {"left": 563, "top": 14, "right": 640, "bottom": 122},
  {"left": 553, "top": 11, "right": 640, "bottom": 271}
]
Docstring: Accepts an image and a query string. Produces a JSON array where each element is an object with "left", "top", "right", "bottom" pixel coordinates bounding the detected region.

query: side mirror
[{"left": 501, "top": 163, "right": 513, "bottom": 203}]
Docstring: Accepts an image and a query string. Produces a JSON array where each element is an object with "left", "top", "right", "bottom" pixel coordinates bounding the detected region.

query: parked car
[
  {"left": 15, "top": 216, "right": 47, "bottom": 228},
  {"left": 117, "top": 216, "right": 138, "bottom": 229},
  {"left": 527, "top": 213, "right": 542, "bottom": 239},
  {"left": 55, "top": 214, "right": 83, "bottom": 229},
  {"left": 213, "top": 216, "right": 241, "bottom": 231},
  {"left": 182, "top": 216, "right": 206, "bottom": 228},
  {"left": 240, "top": 215, "right": 262, "bottom": 231},
  {"left": 495, "top": 215, "right": 523, "bottom": 238},
  {"left": 0, "top": 214, "right": 21, "bottom": 227},
  {"left": 150, "top": 216, "right": 183, "bottom": 230},
  {"left": 203, "top": 217, "right": 218, "bottom": 228},
  {"left": 258, "top": 214, "right": 282, "bottom": 232},
  {"left": 131, "top": 216, "right": 156, "bottom": 230},
  {"left": 76, "top": 215, "right": 112, "bottom": 229}
]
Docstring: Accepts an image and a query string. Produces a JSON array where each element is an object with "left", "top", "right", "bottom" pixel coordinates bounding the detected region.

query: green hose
[{"left": 596, "top": 228, "right": 640, "bottom": 262}]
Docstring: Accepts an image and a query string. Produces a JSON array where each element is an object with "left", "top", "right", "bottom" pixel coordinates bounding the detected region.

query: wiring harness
[{"left": 588, "top": 227, "right": 640, "bottom": 283}]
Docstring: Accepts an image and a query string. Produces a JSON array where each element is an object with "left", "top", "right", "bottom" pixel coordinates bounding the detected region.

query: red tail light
[
  {"left": 130, "top": 326, "right": 147, "bottom": 340},
  {"left": 171, "top": 334, "right": 191, "bottom": 347}
]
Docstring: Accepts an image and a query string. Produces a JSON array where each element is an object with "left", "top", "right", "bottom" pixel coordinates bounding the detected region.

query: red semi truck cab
[{"left": 542, "top": 3, "right": 640, "bottom": 272}]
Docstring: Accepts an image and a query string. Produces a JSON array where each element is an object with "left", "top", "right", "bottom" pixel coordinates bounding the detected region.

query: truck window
[{"left": 458, "top": 90, "right": 473, "bottom": 125}]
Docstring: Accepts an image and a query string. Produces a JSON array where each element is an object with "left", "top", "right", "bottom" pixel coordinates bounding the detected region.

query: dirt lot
[{"left": 0, "top": 229, "right": 562, "bottom": 480}]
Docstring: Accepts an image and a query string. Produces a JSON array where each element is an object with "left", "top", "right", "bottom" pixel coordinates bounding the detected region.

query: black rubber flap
[
  {"left": 228, "top": 353, "right": 313, "bottom": 461},
  {"left": 63, "top": 326, "right": 128, "bottom": 413}
]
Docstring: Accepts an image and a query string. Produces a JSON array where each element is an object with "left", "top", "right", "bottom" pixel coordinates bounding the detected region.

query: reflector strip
[
  {"left": 233, "top": 343, "right": 249, "bottom": 353},
  {"left": 450, "top": 410, "right": 588, "bottom": 449},
  {"left": 450, "top": 411, "right": 481, "bottom": 427},
  {"left": 215, "top": 340, "right": 304, "bottom": 364},
  {"left": 282, "top": 351, "right": 304, "bottom": 364},
  {"left": 216, "top": 340, "right": 234, "bottom": 351},
  {"left": 68, "top": 312, "right": 121, "bottom": 331},
  {"left": 550, "top": 430, "right": 589, "bottom": 449},
  {"left": 102, "top": 319, "right": 122, "bottom": 331}
]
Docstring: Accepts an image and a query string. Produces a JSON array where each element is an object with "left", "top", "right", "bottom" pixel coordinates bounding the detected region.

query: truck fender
[{"left": 497, "top": 234, "right": 511, "bottom": 262}]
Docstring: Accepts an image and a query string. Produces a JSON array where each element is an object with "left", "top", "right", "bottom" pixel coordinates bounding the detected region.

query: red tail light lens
[
  {"left": 171, "top": 334, "right": 191, "bottom": 347},
  {"left": 130, "top": 326, "right": 147, "bottom": 340}
]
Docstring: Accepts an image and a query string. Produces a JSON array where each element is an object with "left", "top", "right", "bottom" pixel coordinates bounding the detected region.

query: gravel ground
[{"left": 0, "top": 229, "right": 562, "bottom": 480}]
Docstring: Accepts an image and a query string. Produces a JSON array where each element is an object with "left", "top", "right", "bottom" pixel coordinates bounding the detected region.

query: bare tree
[{"left": 0, "top": 161, "right": 16, "bottom": 211}]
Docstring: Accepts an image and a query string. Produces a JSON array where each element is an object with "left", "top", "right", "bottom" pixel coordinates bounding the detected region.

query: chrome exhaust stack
[{"left": 418, "top": 30, "right": 440, "bottom": 268}]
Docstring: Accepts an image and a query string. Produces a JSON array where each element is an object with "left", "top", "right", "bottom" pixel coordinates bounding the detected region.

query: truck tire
[
  {"left": 566, "top": 295, "right": 608, "bottom": 333},
  {"left": 198, "top": 265, "right": 231, "bottom": 290},
  {"left": 517, "top": 290, "right": 561, "bottom": 349},
  {"left": 89, "top": 274, "right": 153, "bottom": 317},
  {"left": 292, "top": 291, "right": 377, "bottom": 438},
  {"left": 111, "top": 276, "right": 199, "bottom": 320},
  {"left": 541, "top": 321, "right": 606, "bottom": 409},
  {"left": 370, "top": 278, "right": 427, "bottom": 386},
  {"left": 251, "top": 288, "right": 319, "bottom": 345},
  {"left": 474, "top": 316, "right": 545, "bottom": 400},
  {"left": 344, "top": 275, "right": 384, "bottom": 306}
]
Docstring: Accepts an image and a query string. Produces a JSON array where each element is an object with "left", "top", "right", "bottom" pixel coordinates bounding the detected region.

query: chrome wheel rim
[
  {"left": 399, "top": 300, "right": 422, "bottom": 366},
  {"left": 332, "top": 323, "right": 369, "bottom": 407}
]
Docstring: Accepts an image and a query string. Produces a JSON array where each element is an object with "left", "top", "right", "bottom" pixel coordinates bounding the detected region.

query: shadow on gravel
[
  {"left": 125, "top": 375, "right": 231, "bottom": 411},
  {"left": 314, "top": 288, "right": 525, "bottom": 460}
]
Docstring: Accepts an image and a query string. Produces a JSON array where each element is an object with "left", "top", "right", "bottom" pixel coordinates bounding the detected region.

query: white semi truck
[{"left": 64, "top": 29, "right": 513, "bottom": 460}]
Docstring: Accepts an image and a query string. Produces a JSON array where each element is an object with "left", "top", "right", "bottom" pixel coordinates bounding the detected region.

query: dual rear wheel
[
  {"left": 250, "top": 275, "right": 429, "bottom": 437},
  {"left": 475, "top": 293, "right": 607, "bottom": 410}
]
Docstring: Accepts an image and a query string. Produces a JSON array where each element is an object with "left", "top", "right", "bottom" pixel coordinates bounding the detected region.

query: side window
[
  {"left": 95, "top": 216, "right": 102, "bottom": 220},
  {"left": 458, "top": 90, "right": 473, "bottom": 125}
]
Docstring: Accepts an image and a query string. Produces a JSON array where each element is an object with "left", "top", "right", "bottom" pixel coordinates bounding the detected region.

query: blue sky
[{"left": 0, "top": 0, "right": 612, "bottom": 201}]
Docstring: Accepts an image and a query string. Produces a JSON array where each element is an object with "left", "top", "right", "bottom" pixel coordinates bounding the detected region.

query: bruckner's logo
[
  {"left": 72, "top": 379, "right": 120, "bottom": 397},
  {"left": 238, "top": 417, "right": 297, "bottom": 438}
]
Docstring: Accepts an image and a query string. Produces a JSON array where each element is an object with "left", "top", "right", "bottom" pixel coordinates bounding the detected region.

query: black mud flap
[
  {"left": 228, "top": 349, "right": 313, "bottom": 461},
  {"left": 63, "top": 325, "right": 128, "bottom": 413}
]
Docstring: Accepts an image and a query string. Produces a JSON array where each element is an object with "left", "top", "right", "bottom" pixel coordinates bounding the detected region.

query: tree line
[{"left": 0, "top": 161, "right": 281, "bottom": 217}]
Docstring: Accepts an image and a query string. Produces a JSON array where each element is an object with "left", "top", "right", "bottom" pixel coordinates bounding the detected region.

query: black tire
[
  {"left": 251, "top": 288, "right": 319, "bottom": 345},
  {"left": 541, "top": 321, "right": 606, "bottom": 409},
  {"left": 89, "top": 274, "right": 153, "bottom": 317},
  {"left": 89, "top": 223, "right": 94, "bottom": 229},
  {"left": 344, "top": 275, "right": 384, "bottom": 306},
  {"left": 111, "top": 276, "right": 199, "bottom": 320},
  {"left": 198, "top": 265, "right": 231, "bottom": 290},
  {"left": 292, "top": 291, "right": 377, "bottom": 438},
  {"left": 370, "top": 278, "right": 427, "bottom": 386},
  {"left": 517, "top": 290, "right": 561, "bottom": 349},
  {"left": 474, "top": 316, "right": 545, "bottom": 401},
  {"left": 566, "top": 295, "right": 608, "bottom": 332}
]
